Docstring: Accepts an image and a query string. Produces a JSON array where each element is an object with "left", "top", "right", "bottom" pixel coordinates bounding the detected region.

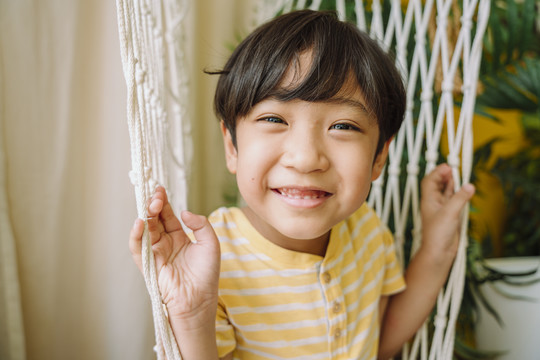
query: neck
[{"left": 241, "top": 207, "right": 331, "bottom": 257}]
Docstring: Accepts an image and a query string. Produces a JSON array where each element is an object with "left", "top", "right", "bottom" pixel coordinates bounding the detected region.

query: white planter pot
[{"left": 475, "top": 257, "right": 540, "bottom": 360}]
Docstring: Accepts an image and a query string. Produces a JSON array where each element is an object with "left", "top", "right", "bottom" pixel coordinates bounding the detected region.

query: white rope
[{"left": 116, "top": 0, "right": 190, "bottom": 358}]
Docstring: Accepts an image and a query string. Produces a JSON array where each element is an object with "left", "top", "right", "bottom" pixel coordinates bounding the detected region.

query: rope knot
[
  {"left": 406, "top": 163, "right": 420, "bottom": 176},
  {"left": 129, "top": 167, "right": 152, "bottom": 186},
  {"left": 441, "top": 80, "right": 454, "bottom": 93},
  {"left": 447, "top": 155, "right": 460, "bottom": 168},
  {"left": 420, "top": 90, "right": 433, "bottom": 102},
  {"left": 425, "top": 150, "right": 439, "bottom": 164},
  {"left": 388, "top": 165, "right": 401, "bottom": 177},
  {"left": 460, "top": 15, "right": 473, "bottom": 29},
  {"left": 436, "top": 15, "right": 448, "bottom": 28}
]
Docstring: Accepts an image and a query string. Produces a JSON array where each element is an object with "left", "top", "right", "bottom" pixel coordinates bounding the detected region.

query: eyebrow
[
  {"left": 266, "top": 95, "right": 372, "bottom": 118},
  {"left": 323, "top": 96, "right": 370, "bottom": 114}
]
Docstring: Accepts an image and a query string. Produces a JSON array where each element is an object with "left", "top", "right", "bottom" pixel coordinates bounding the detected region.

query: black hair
[{"left": 210, "top": 9, "right": 406, "bottom": 154}]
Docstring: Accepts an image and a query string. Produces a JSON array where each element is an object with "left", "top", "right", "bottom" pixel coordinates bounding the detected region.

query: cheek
[
  {"left": 235, "top": 154, "right": 263, "bottom": 191},
  {"left": 341, "top": 160, "right": 374, "bottom": 195},
  {"left": 237, "top": 139, "right": 277, "bottom": 176}
]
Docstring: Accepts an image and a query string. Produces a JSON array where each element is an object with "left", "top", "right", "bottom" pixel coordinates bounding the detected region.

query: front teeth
[
  {"left": 283, "top": 194, "right": 319, "bottom": 200},
  {"left": 279, "top": 190, "right": 322, "bottom": 199}
]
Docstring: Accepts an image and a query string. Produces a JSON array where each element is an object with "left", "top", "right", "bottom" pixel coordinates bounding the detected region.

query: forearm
[{"left": 378, "top": 246, "right": 455, "bottom": 359}]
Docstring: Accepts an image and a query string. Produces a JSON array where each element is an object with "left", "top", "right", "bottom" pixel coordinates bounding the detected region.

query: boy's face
[{"left": 221, "top": 58, "right": 389, "bottom": 255}]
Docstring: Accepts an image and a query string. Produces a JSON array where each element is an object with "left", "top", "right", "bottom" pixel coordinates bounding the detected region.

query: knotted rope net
[{"left": 116, "top": 0, "right": 490, "bottom": 359}]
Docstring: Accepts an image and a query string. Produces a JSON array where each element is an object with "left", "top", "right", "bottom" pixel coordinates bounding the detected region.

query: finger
[
  {"left": 129, "top": 218, "right": 145, "bottom": 270},
  {"left": 147, "top": 213, "right": 164, "bottom": 245},
  {"left": 150, "top": 186, "right": 183, "bottom": 234},
  {"left": 443, "top": 183, "right": 475, "bottom": 217},
  {"left": 422, "top": 164, "right": 453, "bottom": 197},
  {"left": 148, "top": 186, "right": 166, "bottom": 217},
  {"left": 147, "top": 188, "right": 167, "bottom": 235},
  {"left": 148, "top": 198, "right": 164, "bottom": 217},
  {"left": 181, "top": 211, "right": 219, "bottom": 247},
  {"left": 160, "top": 202, "right": 183, "bottom": 234},
  {"left": 422, "top": 164, "right": 446, "bottom": 190},
  {"left": 443, "top": 174, "right": 455, "bottom": 199},
  {"left": 435, "top": 163, "right": 452, "bottom": 175}
]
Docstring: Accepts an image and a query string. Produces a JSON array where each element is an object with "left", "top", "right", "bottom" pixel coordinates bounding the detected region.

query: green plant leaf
[
  {"left": 505, "top": 0, "right": 519, "bottom": 65},
  {"left": 481, "top": 0, "right": 539, "bottom": 75},
  {"left": 486, "top": 6, "right": 503, "bottom": 72},
  {"left": 478, "top": 57, "right": 540, "bottom": 111},
  {"left": 520, "top": 0, "right": 536, "bottom": 56},
  {"left": 473, "top": 106, "right": 502, "bottom": 123}
]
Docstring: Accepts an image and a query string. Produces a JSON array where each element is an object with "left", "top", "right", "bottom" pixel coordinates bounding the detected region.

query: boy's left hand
[{"left": 420, "top": 163, "right": 475, "bottom": 260}]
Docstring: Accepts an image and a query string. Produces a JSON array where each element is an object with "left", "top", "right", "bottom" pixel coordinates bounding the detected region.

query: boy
[{"left": 129, "top": 9, "right": 475, "bottom": 360}]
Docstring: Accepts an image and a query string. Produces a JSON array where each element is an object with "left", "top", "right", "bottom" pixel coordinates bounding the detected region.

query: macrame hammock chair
[{"left": 115, "top": 0, "right": 490, "bottom": 358}]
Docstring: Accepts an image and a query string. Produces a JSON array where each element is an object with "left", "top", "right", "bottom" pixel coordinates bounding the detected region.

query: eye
[
  {"left": 259, "top": 116, "right": 286, "bottom": 124},
  {"left": 330, "top": 122, "right": 361, "bottom": 131}
]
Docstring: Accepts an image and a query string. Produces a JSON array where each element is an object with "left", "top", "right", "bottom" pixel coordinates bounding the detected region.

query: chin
[{"left": 277, "top": 225, "right": 330, "bottom": 242}]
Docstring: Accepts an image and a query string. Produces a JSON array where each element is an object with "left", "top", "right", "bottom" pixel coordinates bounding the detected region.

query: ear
[
  {"left": 221, "top": 121, "right": 238, "bottom": 174},
  {"left": 371, "top": 138, "right": 392, "bottom": 181}
]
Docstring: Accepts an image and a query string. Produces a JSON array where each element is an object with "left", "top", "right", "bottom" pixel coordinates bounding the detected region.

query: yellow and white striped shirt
[{"left": 209, "top": 204, "right": 406, "bottom": 360}]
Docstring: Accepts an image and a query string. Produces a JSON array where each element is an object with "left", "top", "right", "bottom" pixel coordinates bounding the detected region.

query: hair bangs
[{"left": 268, "top": 47, "right": 352, "bottom": 103}]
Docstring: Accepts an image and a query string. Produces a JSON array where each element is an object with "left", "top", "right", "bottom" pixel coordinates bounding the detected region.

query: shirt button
[
  {"left": 334, "top": 328, "right": 342, "bottom": 339},
  {"left": 332, "top": 301, "right": 341, "bottom": 313},
  {"left": 322, "top": 272, "right": 331, "bottom": 283}
]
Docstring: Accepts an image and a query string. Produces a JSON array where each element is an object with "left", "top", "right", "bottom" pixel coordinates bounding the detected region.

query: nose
[{"left": 280, "top": 128, "right": 329, "bottom": 173}]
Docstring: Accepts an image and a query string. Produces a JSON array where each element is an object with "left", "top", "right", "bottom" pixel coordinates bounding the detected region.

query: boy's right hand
[{"left": 129, "top": 186, "right": 221, "bottom": 330}]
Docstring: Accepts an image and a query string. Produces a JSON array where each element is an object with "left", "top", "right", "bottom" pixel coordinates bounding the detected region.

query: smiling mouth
[{"left": 273, "top": 188, "right": 332, "bottom": 199}]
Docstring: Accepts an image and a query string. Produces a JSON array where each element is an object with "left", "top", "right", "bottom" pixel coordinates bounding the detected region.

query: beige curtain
[
  {"left": 1, "top": 0, "right": 154, "bottom": 358},
  {"left": 0, "top": 95, "right": 26, "bottom": 360},
  {"left": 0, "top": 0, "right": 257, "bottom": 359}
]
